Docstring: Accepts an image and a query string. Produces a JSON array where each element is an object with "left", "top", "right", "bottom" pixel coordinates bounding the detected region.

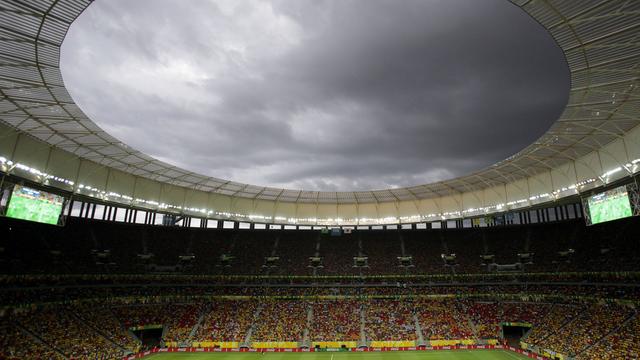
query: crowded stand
[
  {"left": 402, "top": 232, "right": 449, "bottom": 274},
  {"left": 251, "top": 300, "right": 307, "bottom": 342},
  {"left": 309, "top": 300, "right": 362, "bottom": 341},
  {"left": 3, "top": 215, "right": 640, "bottom": 276},
  {"left": 193, "top": 300, "right": 258, "bottom": 342},
  {"left": 270, "top": 232, "right": 316, "bottom": 275},
  {"left": 464, "top": 301, "right": 503, "bottom": 339},
  {"left": 364, "top": 299, "right": 416, "bottom": 341},
  {"left": 525, "top": 304, "right": 584, "bottom": 346},
  {"left": 1, "top": 214, "right": 640, "bottom": 359},
  {"left": 112, "top": 305, "right": 172, "bottom": 329},
  {"left": 161, "top": 303, "right": 204, "bottom": 343},
  {"left": 72, "top": 305, "right": 140, "bottom": 353},
  {"left": 0, "top": 320, "right": 64, "bottom": 360},
  {"left": 533, "top": 303, "right": 633, "bottom": 357},
  {"left": 227, "top": 233, "right": 276, "bottom": 275},
  {"left": 500, "top": 302, "right": 551, "bottom": 326},
  {"left": 359, "top": 233, "right": 403, "bottom": 274},
  {"left": 317, "top": 236, "right": 361, "bottom": 275},
  {"left": 415, "top": 299, "right": 474, "bottom": 340},
  {"left": 582, "top": 312, "right": 640, "bottom": 360},
  {"left": 0, "top": 290, "right": 638, "bottom": 358},
  {"left": 18, "top": 308, "right": 125, "bottom": 359}
]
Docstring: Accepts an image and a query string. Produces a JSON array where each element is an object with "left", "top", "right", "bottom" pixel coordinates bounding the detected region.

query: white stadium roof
[{"left": 0, "top": 0, "right": 639, "bottom": 225}]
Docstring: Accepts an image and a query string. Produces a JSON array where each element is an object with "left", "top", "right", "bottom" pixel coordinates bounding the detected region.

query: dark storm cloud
[{"left": 61, "top": 0, "right": 569, "bottom": 191}]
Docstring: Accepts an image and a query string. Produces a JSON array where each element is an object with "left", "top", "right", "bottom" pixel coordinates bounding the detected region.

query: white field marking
[
  {"left": 502, "top": 350, "right": 526, "bottom": 360},
  {"left": 330, "top": 354, "right": 334, "bottom": 360}
]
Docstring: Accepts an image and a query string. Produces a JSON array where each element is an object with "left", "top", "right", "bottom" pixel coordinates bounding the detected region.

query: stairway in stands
[
  {"left": 15, "top": 322, "right": 68, "bottom": 359},
  {"left": 413, "top": 313, "right": 426, "bottom": 345},
  {"left": 359, "top": 303, "right": 367, "bottom": 346},
  {"left": 579, "top": 309, "right": 638, "bottom": 356},
  {"left": 68, "top": 308, "right": 130, "bottom": 355},
  {"left": 243, "top": 303, "right": 264, "bottom": 346},
  {"left": 186, "top": 303, "right": 211, "bottom": 344}
]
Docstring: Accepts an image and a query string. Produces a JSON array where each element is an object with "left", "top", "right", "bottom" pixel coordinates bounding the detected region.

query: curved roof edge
[{"left": 0, "top": 0, "right": 639, "bottom": 225}]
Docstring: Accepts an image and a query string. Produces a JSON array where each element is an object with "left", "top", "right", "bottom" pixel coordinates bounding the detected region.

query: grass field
[{"left": 145, "top": 350, "right": 529, "bottom": 360}]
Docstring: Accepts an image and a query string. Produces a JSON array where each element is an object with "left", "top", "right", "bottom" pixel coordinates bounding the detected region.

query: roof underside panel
[{"left": 0, "top": 0, "right": 639, "bottom": 205}]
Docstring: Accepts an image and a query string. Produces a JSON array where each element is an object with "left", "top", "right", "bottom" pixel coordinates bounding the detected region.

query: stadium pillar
[{"left": 574, "top": 203, "right": 582, "bottom": 218}]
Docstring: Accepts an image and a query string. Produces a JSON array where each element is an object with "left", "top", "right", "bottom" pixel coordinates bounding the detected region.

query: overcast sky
[{"left": 61, "top": 0, "right": 569, "bottom": 191}]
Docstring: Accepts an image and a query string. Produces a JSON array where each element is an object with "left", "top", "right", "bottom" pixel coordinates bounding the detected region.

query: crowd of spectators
[
  {"left": 318, "top": 236, "right": 361, "bottom": 275},
  {"left": 2, "top": 214, "right": 640, "bottom": 357},
  {"left": 501, "top": 302, "right": 551, "bottom": 326},
  {"left": 0, "top": 320, "right": 64, "bottom": 359},
  {"left": 582, "top": 312, "right": 640, "bottom": 359},
  {"left": 271, "top": 233, "right": 316, "bottom": 275},
  {"left": 252, "top": 300, "right": 307, "bottom": 342},
  {"left": 416, "top": 299, "right": 474, "bottom": 340},
  {"left": 73, "top": 305, "right": 140, "bottom": 353},
  {"left": 464, "top": 301, "right": 502, "bottom": 339},
  {"left": 525, "top": 304, "right": 583, "bottom": 346},
  {"left": 535, "top": 303, "right": 633, "bottom": 357},
  {"left": 2, "top": 215, "right": 640, "bottom": 276},
  {"left": 359, "top": 234, "right": 403, "bottom": 275},
  {"left": 4, "top": 281, "right": 640, "bottom": 312},
  {"left": 0, "top": 298, "right": 639, "bottom": 357},
  {"left": 364, "top": 299, "right": 416, "bottom": 341},
  {"left": 162, "top": 303, "right": 204, "bottom": 343},
  {"left": 309, "top": 300, "right": 361, "bottom": 341},
  {"left": 193, "top": 300, "right": 258, "bottom": 342},
  {"left": 111, "top": 304, "right": 169, "bottom": 329},
  {"left": 18, "top": 308, "right": 125, "bottom": 359}
]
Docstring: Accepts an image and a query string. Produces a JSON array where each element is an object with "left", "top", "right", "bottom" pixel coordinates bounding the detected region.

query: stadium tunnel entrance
[
  {"left": 132, "top": 326, "right": 164, "bottom": 350},
  {"left": 501, "top": 322, "right": 532, "bottom": 347}
]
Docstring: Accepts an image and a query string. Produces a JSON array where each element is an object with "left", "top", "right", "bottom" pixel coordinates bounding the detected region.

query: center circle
[{"left": 61, "top": 0, "right": 569, "bottom": 191}]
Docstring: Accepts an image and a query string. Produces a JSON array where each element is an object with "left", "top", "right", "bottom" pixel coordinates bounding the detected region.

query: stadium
[{"left": 1, "top": 0, "right": 640, "bottom": 359}]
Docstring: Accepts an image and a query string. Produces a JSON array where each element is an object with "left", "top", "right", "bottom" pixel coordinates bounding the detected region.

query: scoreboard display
[
  {"left": 5, "top": 185, "right": 65, "bottom": 225},
  {"left": 584, "top": 185, "right": 635, "bottom": 225}
]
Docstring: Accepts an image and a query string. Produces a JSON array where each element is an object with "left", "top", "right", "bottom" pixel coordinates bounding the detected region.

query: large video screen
[
  {"left": 585, "top": 185, "right": 633, "bottom": 225},
  {"left": 5, "top": 185, "right": 65, "bottom": 225}
]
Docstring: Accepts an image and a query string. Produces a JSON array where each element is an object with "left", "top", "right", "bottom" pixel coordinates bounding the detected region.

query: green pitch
[{"left": 144, "top": 350, "right": 529, "bottom": 360}]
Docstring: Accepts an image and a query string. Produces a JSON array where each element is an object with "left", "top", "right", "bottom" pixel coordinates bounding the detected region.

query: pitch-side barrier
[{"left": 123, "top": 345, "right": 549, "bottom": 360}]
